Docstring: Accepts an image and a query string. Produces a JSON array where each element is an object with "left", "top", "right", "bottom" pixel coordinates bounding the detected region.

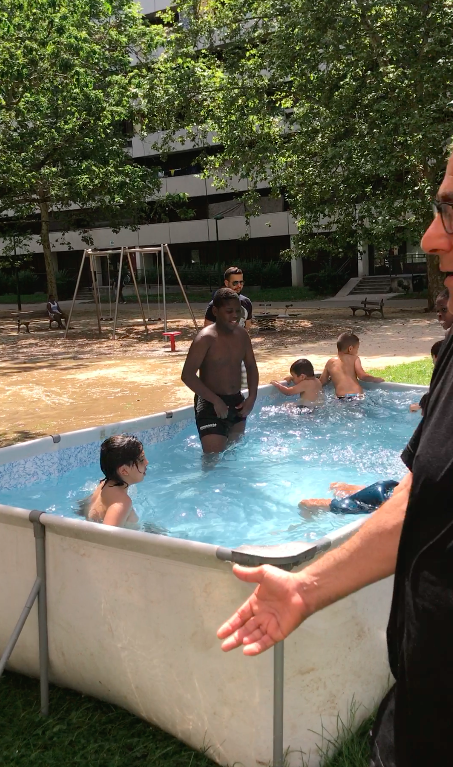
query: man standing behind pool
[
  {"left": 204, "top": 267, "right": 253, "bottom": 330},
  {"left": 182, "top": 288, "right": 258, "bottom": 454}
]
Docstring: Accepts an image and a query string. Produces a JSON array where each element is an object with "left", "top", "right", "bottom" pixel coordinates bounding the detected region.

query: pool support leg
[
  {"left": 0, "top": 578, "right": 41, "bottom": 676},
  {"left": 0, "top": 510, "right": 49, "bottom": 716},
  {"left": 273, "top": 641, "right": 284, "bottom": 767},
  {"left": 31, "top": 510, "right": 49, "bottom": 716}
]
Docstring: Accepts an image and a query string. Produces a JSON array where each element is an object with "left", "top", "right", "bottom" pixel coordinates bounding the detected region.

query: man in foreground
[
  {"left": 182, "top": 288, "right": 258, "bottom": 454},
  {"left": 217, "top": 153, "right": 453, "bottom": 766}
]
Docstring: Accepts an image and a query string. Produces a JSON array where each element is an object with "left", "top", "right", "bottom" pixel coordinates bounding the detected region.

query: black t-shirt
[
  {"left": 372, "top": 333, "right": 453, "bottom": 766},
  {"left": 205, "top": 293, "right": 252, "bottom": 327}
]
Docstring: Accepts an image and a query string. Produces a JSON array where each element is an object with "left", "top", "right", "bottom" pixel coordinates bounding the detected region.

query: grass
[
  {"left": 0, "top": 671, "right": 216, "bottom": 767},
  {"left": 0, "top": 670, "right": 376, "bottom": 767},
  {"left": 367, "top": 357, "right": 432, "bottom": 385},
  {"left": 0, "top": 292, "right": 48, "bottom": 304},
  {"left": 311, "top": 712, "right": 375, "bottom": 767}
]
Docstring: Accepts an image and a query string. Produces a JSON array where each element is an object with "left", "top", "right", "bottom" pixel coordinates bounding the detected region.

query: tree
[
  {"left": 0, "top": 0, "right": 168, "bottom": 298},
  {"left": 157, "top": 0, "right": 453, "bottom": 306},
  {"left": 0, "top": 232, "right": 33, "bottom": 310}
]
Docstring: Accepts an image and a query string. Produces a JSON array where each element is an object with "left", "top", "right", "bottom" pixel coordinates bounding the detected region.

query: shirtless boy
[
  {"left": 271, "top": 358, "right": 322, "bottom": 407},
  {"left": 436, "top": 288, "right": 453, "bottom": 333},
  {"left": 77, "top": 435, "right": 148, "bottom": 528},
  {"left": 320, "top": 332, "right": 384, "bottom": 398},
  {"left": 181, "top": 288, "right": 259, "bottom": 454}
]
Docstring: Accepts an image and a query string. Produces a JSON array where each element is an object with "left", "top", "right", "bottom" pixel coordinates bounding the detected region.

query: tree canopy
[
  {"left": 157, "top": 0, "right": 453, "bottom": 301},
  {"left": 0, "top": 0, "right": 167, "bottom": 296}
]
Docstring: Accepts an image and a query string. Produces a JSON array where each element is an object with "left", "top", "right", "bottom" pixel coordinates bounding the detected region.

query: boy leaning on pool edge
[{"left": 320, "top": 331, "right": 384, "bottom": 398}]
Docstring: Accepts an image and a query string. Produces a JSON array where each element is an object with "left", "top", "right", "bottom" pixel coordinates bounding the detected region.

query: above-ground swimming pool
[
  {"left": 0, "top": 382, "right": 426, "bottom": 766},
  {"left": 1, "top": 384, "right": 419, "bottom": 548}
]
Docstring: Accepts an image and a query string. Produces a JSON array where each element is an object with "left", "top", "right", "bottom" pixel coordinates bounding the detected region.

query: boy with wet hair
[
  {"left": 435, "top": 288, "right": 453, "bottom": 333},
  {"left": 320, "top": 332, "right": 384, "bottom": 398},
  {"left": 410, "top": 339, "right": 444, "bottom": 414},
  {"left": 271, "top": 358, "right": 322, "bottom": 407},
  {"left": 76, "top": 435, "right": 148, "bottom": 527},
  {"left": 182, "top": 287, "right": 259, "bottom": 454}
]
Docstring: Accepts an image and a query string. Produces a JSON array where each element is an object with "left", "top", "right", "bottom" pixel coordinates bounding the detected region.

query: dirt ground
[{"left": 0, "top": 299, "right": 441, "bottom": 447}]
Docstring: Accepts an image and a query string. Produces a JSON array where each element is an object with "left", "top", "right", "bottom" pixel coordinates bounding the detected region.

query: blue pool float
[{"left": 330, "top": 480, "right": 398, "bottom": 514}]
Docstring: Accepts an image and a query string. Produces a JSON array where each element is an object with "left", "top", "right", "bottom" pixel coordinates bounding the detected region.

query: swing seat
[{"left": 162, "top": 331, "right": 181, "bottom": 352}]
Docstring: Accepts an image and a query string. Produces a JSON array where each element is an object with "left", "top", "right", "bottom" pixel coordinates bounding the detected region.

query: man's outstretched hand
[{"left": 217, "top": 564, "right": 311, "bottom": 655}]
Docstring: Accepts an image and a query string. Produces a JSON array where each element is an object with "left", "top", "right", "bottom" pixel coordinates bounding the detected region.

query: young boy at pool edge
[
  {"left": 271, "top": 358, "right": 322, "bottom": 407},
  {"left": 76, "top": 434, "right": 148, "bottom": 528},
  {"left": 320, "top": 331, "right": 384, "bottom": 398},
  {"left": 181, "top": 288, "right": 259, "bottom": 454},
  {"left": 409, "top": 339, "right": 443, "bottom": 414}
]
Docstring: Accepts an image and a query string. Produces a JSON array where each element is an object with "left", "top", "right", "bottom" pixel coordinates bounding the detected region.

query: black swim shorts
[{"left": 194, "top": 392, "right": 246, "bottom": 438}]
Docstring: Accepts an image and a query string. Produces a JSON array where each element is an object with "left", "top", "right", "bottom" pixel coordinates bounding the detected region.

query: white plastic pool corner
[{"left": 0, "top": 382, "right": 426, "bottom": 767}]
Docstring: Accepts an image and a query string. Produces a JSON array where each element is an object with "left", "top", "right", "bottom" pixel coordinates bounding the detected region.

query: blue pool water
[{"left": 1, "top": 388, "right": 421, "bottom": 548}]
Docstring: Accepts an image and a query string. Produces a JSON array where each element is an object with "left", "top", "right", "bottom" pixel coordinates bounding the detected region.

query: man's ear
[
  {"left": 212, "top": 305, "right": 218, "bottom": 318},
  {"left": 224, "top": 280, "right": 229, "bottom": 288}
]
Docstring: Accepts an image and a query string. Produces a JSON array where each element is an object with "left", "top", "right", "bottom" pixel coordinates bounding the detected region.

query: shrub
[
  {"left": 55, "top": 269, "right": 77, "bottom": 299},
  {"left": 0, "top": 269, "right": 38, "bottom": 295},
  {"left": 304, "top": 270, "right": 345, "bottom": 295},
  {"left": 137, "top": 260, "right": 291, "bottom": 289}
]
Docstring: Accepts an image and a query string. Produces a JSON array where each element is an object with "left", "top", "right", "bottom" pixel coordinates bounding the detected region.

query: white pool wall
[{"left": 0, "top": 382, "right": 425, "bottom": 766}]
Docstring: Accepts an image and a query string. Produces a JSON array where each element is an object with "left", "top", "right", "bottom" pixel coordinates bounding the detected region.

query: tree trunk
[
  {"left": 426, "top": 253, "right": 445, "bottom": 311},
  {"left": 39, "top": 199, "right": 58, "bottom": 298}
]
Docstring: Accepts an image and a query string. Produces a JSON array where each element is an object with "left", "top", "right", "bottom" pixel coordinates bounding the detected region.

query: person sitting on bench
[{"left": 46, "top": 294, "right": 67, "bottom": 328}]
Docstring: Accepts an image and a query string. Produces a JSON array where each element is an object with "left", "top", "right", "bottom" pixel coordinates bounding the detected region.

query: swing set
[{"left": 64, "top": 244, "right": 198, "bottom": 340}]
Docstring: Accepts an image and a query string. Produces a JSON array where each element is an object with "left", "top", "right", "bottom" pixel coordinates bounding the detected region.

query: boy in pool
[
  {"left": 271, "top": 478, "right": 403, "bottom": 535},
  {"left": 298, "top": 479, "right": 399, "bottom": 516},
  {"left": 271, "top": 358, "right": 322, "bottom": 407},
  {"left": 435, "top": 288, "right": 453, "bottom": 334},
  {"left": 320, "top": 331, "right": 384, "bottom": 398},
  {"left": 77, "top": 435, "right": 148, "bottom": 528},
  {"left": 410, "top": 340, "right": 443, "bottom": 414},
  {"left": 181, "top": 288, "right": 259, "bottom": 454}
]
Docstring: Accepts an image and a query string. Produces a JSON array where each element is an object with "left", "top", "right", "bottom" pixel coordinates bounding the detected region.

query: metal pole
[
  {"left": 89, "top": 252, "right": 102, "bottom": 336},
  {"left": 113, "top": 247, "right": 124, "bottom": 340},
  {"left": 273, "top": 641, "right": 284, "bottom": 767},
  {"left": 215, "top": 218, "right": 219, "bottom": 263},
  {"left": 0, "top": 578, "right": 41, "bottom": 676},
  {"left": 64, "top": 250, "right": 86, "bottom": 338},
  {"left": 126, "top": 250, "right": 148, "bottom": 336},
  {"left": 161, "top": 244, "right": 167, "bottom": 333},
  {"left": 30, "top": 510, "right": 49, "bottom": 716},
  {"left": 157, "top": 253, "right": 161, "bottom": 319},
  {"left": 164, "top": 244, "right": 199, "bottom": 331},
  {"left": 143, "top": 254, "right": 151, "bottom": 318}
]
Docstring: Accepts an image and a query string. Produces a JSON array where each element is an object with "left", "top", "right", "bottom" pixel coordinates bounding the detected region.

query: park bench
[
  {"left": 11, "top": 311, "right": 64, "bottom": 333},
  {"left": 349, "top": 298, "right": 385, "bottom": 319}
]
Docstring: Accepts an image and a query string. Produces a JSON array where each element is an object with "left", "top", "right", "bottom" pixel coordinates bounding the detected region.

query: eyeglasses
[
  {"left": 231, "top": 280, "right": 244, "bottom": 286},
  {"left": 433, "top": 200, "right": 453, "bottom": 235}
]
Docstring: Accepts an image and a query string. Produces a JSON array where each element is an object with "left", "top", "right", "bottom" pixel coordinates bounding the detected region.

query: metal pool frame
[{"left": 0, "top": 382, "right": 427, "bottom": 767}]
